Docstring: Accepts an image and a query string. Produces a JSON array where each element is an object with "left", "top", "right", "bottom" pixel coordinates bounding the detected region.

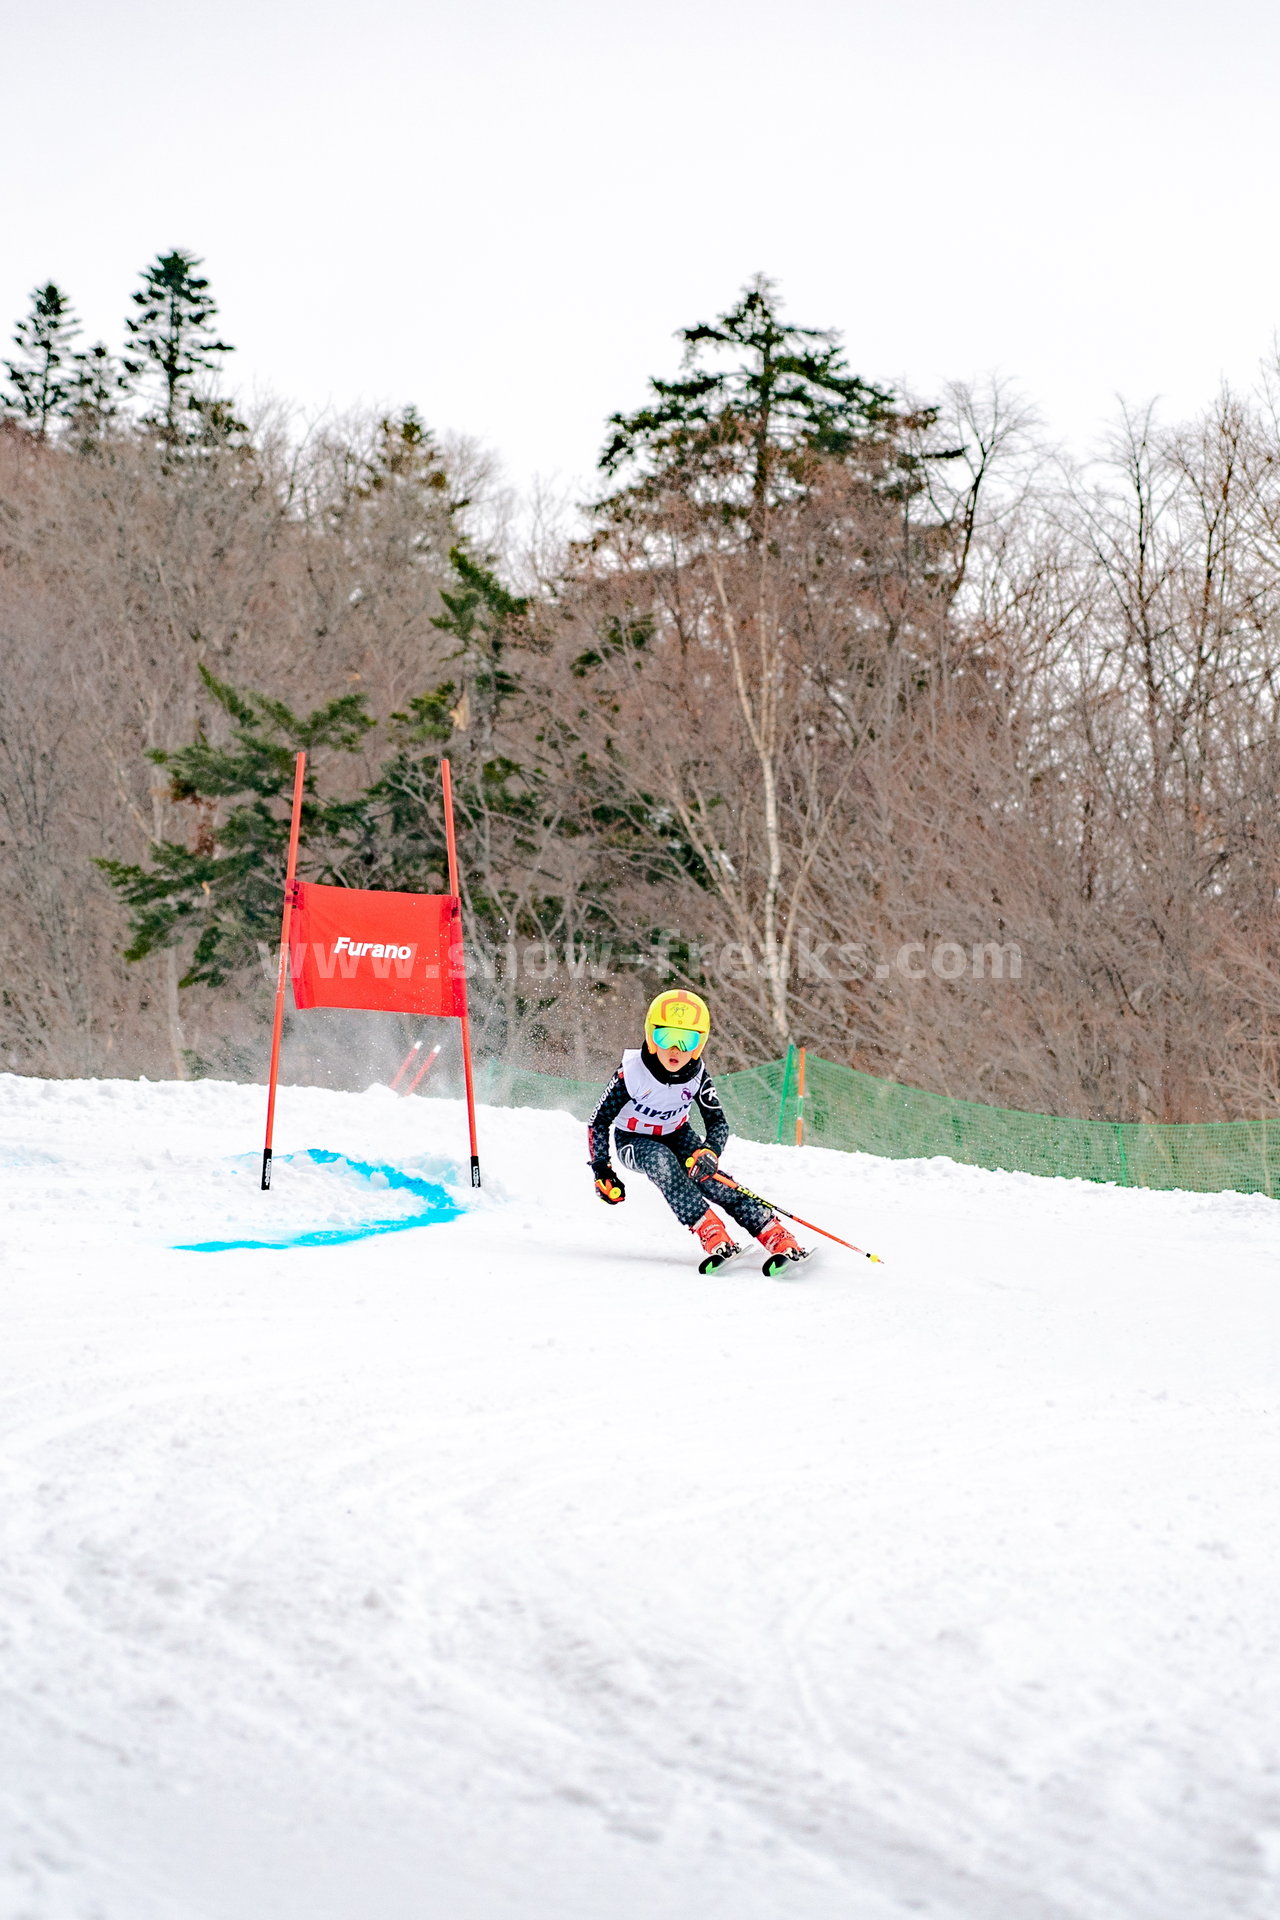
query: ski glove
[
  {"left": 685, "top": 1146, "right": 719, "bottom": 1184},
  {"left": 593, "top": 1167, "right": 625, "bottom": 1205}
]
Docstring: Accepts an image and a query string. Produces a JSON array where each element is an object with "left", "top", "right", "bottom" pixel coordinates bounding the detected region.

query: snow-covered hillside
[{"left": 3, "top": 1073, "right": 1279, "bottom": 1919}]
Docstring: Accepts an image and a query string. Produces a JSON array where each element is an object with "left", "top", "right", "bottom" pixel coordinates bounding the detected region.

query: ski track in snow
[{"left": 2, "top": 1072, "right": 1279, "bottom": 1919}]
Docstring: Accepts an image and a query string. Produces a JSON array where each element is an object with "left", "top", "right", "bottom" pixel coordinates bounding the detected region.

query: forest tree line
[{"left": 4, "top": 254, "right": 1280, "bottom": 1122}]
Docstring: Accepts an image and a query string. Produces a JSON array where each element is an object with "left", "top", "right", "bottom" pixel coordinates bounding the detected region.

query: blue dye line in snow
[{"left": 176, "top": 1149, "right": 464, "bottom": 1253}]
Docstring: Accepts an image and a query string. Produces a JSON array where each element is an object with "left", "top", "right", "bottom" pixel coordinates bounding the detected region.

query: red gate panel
[{"left": 288, "top": 880, "right": 468, "bottom": 1016}]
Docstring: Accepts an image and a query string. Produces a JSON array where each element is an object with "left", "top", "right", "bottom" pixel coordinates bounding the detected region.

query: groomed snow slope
[{"left": 2, "top": 1073, "right": 1279, "bottom": 1920}]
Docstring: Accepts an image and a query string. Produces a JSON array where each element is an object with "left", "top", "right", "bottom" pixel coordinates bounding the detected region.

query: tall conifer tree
[
  {"left": 123, "top": 249, "right": 233, "bottom": 444},
  {"left": 61, "top": 342, "right": 131, "bottom": 447},
  {"left": 2, "top": 282, "right": 80, "bottom": 438},
  {"left": 600, "top": 275, "right": 896, "bottom": 529}
]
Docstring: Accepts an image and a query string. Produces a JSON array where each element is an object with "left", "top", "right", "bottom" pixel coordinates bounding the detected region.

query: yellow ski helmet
[{"left": 645, "top": 988, "right": 710, "bottom": 1058}]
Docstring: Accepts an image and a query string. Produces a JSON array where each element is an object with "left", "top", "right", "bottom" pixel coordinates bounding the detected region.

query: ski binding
[
  {"left": 698, "top": 1241, "right": 747, "bottom": 1275},
  {"left": 762, "top": 1243, "right": 819, "bottom": 1279}
]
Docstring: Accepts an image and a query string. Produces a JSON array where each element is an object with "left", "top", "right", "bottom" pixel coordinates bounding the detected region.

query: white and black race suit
[{"left": 587, "top": 1047, "right": 770, "bottom": 1233}]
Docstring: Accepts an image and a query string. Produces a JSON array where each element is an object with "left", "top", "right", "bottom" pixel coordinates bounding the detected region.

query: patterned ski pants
[{"left": 615, "top": 1123, "right": 772, "bottom": 1236}]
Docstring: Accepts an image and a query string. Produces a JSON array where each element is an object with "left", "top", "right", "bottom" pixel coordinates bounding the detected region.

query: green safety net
[{"left": 477, "top": 1052, "right": 1280, "bottom": 1196}]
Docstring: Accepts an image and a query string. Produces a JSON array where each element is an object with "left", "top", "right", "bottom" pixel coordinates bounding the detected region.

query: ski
[
  {"left": 698, "top": 1241, "right": 747, "bottom": 1275},
  {"left": 762, "top": 1243, "right": 820, "bottom": 1280}
]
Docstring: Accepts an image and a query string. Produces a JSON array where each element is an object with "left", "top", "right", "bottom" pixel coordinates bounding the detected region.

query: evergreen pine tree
[
  {"left": 98, "top": 556, "right": 555, "bottom": 996},
  {"left": 372, "top": 547, "right": 533, "bottom": 905},
  {"left": 123, "top": 249, "right": 233, "bottom": 445},
  {"left": 359, "top": 407, "right": 452, "bottom": 498},
  {"left": 599, "top": 275, "right": 897, "bottom": 527},
  {"left": 326, "top": 406, "right": 459, "bottom": 562},
  {"left": 60, "top": 342, "right": 131, "bottom": 447},
  {"left": 2, "top": 282, "right": 80, "bottom": 437},
  {"left": 97, "top": 667, "right": 376, "bottom": 987}
]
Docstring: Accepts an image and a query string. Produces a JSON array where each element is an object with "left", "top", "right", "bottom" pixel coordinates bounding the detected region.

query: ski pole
[{"left": 711, "top": 1170, "right": 883, "bottom": 1263}]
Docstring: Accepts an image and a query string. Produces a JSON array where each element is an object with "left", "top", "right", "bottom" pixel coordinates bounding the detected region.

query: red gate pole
[
  {"left": 389, "top": 1038, "right": 422, "bottom": 1091},
  {"left": 440, "top": 757, "right": 481, "bottom": 1187},
  {"left": 261, "top": 751, "right": 307, "bottom": 1190},
  {"left": 404, "top": 1042, "right": 442, "bottom": 1096}
]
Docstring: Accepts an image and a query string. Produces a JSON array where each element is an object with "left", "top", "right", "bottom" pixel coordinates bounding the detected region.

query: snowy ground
[{"left": 2, "top": 1073, "right": 1279, "bottom": 1920}]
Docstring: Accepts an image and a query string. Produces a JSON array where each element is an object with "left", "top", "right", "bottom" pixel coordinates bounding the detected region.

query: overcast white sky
[{"left": 5, "top": 0, "right": 1278, "bottom": 500}]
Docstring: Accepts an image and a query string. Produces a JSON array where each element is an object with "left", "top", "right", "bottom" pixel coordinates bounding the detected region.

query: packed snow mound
[
  {"left": 0, "top": 1076, "right": 483, "bottom": 1254},
  {"left": 175, "top": 1152, "right": 463, "bottom": 1252},
  {"left": 2, "top": 1072, "right": 1279, "bottom": 1920}
]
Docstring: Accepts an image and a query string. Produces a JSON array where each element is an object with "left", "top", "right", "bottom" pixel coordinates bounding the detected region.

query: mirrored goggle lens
[{"left": 653, "top": 1025, "right": 703, "bottom": 1052}]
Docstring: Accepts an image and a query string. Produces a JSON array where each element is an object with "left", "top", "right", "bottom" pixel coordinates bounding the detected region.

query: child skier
[{"left": 587, "top": 989, "right": 811, "bottom": 1274}]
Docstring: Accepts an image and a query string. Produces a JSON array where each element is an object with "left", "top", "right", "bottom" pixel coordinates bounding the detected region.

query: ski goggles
[{"left": 652, "top": 1025, "right": 705, "bottom": 1052}]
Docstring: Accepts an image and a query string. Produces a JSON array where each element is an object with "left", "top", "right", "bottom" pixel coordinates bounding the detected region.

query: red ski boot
[
  {"left": 692, "top": 1209, "right": 743, "bottom": 1275},
  {"left": 757, "top": 1215, "right": 813, "bottom": 1278}
]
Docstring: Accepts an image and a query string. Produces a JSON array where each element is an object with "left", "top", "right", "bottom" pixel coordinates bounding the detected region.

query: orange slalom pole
[
  {"left": 404, "top": 1042, "right": 442, "bottom": 1096},
  {"left": 441, "top": 757, "right": 481, "bottom": 1187},
  {"left": 711, "top": 1170, "right": 882, "bottom": 1263},
  {"left": 262, "top": 750, "right": 307, "bottom": 1190},
  {"left": 795, "top": 1045, "right": 807, "bottom": 1147}
]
